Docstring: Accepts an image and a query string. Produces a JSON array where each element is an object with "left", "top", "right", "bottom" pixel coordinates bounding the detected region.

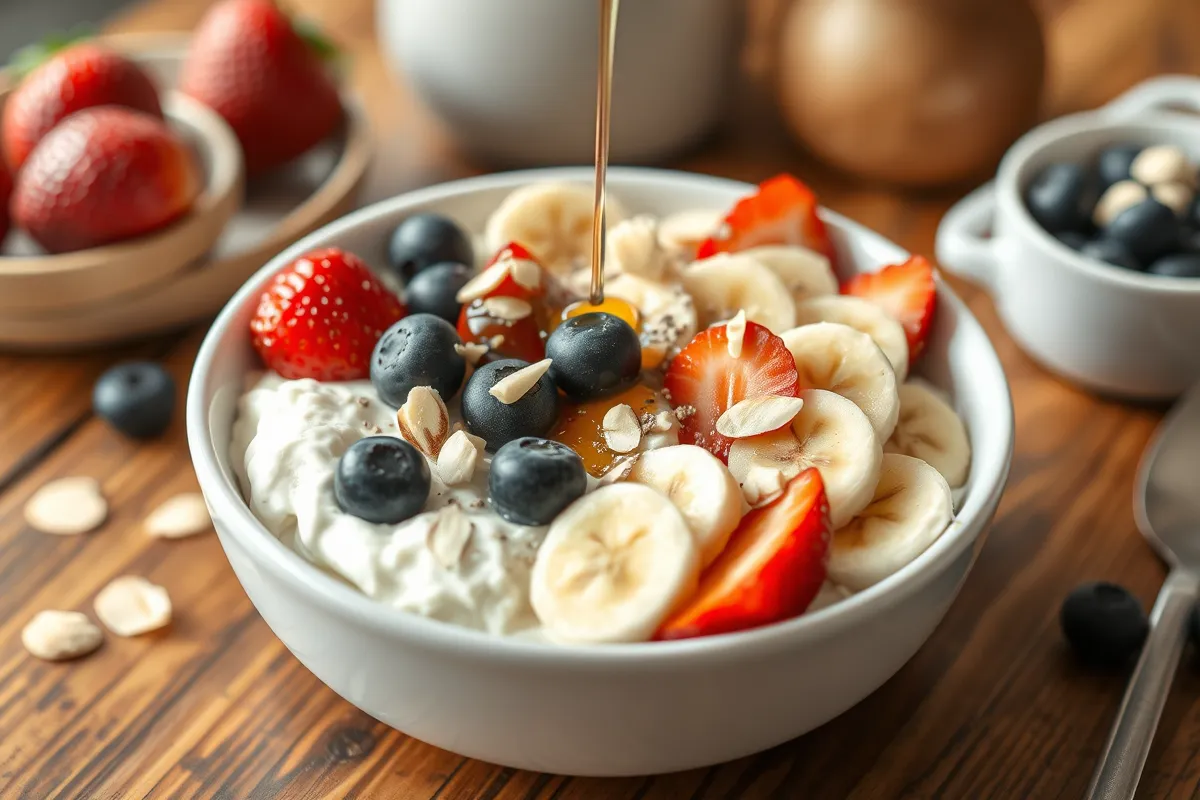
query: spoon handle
[{"left": 1086, "top": 570, "right": 1200, "bottom": 800}]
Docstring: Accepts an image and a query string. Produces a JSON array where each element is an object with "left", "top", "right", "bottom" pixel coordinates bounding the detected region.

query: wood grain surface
[{"left": 1, "top": 0, "right": 1199, "bottom": 797}]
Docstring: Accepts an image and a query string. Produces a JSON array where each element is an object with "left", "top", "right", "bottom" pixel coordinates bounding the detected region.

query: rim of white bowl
[
  {"left": 187, "top": 167, "right": 1014, "bottom": 669},
  {"left": 998, "top": 109, "right": 1200, "bottom": 294}
]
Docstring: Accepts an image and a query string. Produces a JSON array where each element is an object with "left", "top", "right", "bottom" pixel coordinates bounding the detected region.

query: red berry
[
  {"left": 0, "top": 160, "right": 11, "bottom": 243},
  {"left": 251, "top": 248, "right": 406, "bottom": 381},
  {"left": 842, "top": 255, "right": 937, "bottom": 364}
]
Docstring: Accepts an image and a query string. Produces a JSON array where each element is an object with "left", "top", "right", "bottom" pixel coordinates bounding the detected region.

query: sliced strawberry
[
  {"left": 664, "top": 321, "right": 799, "bottom": 462},
  {"left": 695, "top": 174, "right": 837, "bottom": 270},
  {"left": 842, "top": 255, "right": 937, "bottom": 363},
  {"left": 455, "top": 242, "right": 560, "bottom": 362},
  {"left": 251, "top": 248, "right": 405, "bottom": 381},
  {"left": 479, "top": 241, "right": 546, "bottom": 302},
  {"left": 657, "top": 468, "right": 831, "bottom": 640}
]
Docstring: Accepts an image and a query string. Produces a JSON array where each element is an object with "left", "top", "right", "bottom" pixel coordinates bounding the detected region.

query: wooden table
[{"left": 3, "top": 0, "right": 1200, "bottom": 797}]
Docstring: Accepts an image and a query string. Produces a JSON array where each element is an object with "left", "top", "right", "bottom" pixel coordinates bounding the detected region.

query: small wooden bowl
[{"left": 0, "top": 90, "right": 244, "bottom": 314}]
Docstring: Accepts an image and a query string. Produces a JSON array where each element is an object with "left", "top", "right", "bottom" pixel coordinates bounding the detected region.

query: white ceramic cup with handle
[
  {"left": 376, "top": 0, "right": 742, "bottom": 166},
  {"left": 936, "top": 76, "right": 1200, "bottom": 401}
]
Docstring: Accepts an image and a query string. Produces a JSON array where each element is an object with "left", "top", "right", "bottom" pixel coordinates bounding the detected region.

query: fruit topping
[
  {"left": 488, "top": 438, "right": 588, "bottom": 526},
  {"left": 550, "top": 384, "right": 675, "bottom": 477},
  {"left": 12, "top": 107, "right": 200, "bottom": 253},
  {"left": 842, "top": 255, "right": 937, "bottom": 364},
  {"left": 793, "top": 295, "right": 909, "bottom": 380},
  {"left": 885, "top": 380, "right": 971, "bottom": 489},
  {"left": 180, "top": 0, "right": 343, "bottom": 175},
  {"left": 696, "top": 174, "right": 837, "bottom": 271},
  {"left": 334, "top": 436, "right": 430, "bottom": 525},
  {"left": 251, "top": 248, "right": 405, "bottom": 381},
  {"left": 484, "top": 182, "right": 625, "bottom": 274},
  {"left": 546, "top": 312, "right": 642, "bottom": 401},
  {"left": 457, "top": 295, "right": 546, "bottom": 363},
  {"left": 531, "top": 483, "right": 699, "bottom": 644},
  {"left": 370, "top": 314, "right": 466, "bottom": 407},
  {"left": 664, "top": 320, "right": 799, "bottom": 462},
  {"left": 681, "top": 253, "right": 797, "bottom": 333},
  {"left": 386, "top": 213, "right": 475, "bottom": 284},
  {"left": 93, "top": 362, "right": 176, "bottom": 440},
  {"left": 3, "top": 40, "right": 162, "bottom": 171},
  {"left": 461, "top": 358, "right": 560, "bottom": 451},
  {"left": 1060, "top": 581, "right": 1149, "bottom": 667},
  {"left": 827, "top": 453, "right": 952, "bottom": 590},
  {"left": 657, "top": 468, "right": 830, "bottom": 640},
  {"left": 1024, "top": 162, "right": 1096, "bottom": 235},
  {"left": 403, "top": 261, "right": 474, "bottom": 323}
]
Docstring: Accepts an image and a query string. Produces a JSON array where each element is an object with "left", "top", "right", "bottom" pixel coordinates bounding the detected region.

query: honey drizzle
[{"left": 588, "top": 0, "right": 620, "bottom": 307}]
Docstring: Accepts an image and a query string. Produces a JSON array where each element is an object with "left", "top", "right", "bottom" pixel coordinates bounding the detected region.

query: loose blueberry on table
[
  {"left": 1060, "top": 581, "right": 1149, "bottom": 667},
  {"left": 93, "top": 361, "right": 176, "bottom": 439}
]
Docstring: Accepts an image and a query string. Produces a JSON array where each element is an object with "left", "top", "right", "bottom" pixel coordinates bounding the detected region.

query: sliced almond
[
  {"left": 598, "top": 454, "right": 638, "bottom": 485},
  {"left": 145, "top": 493, "right": 212, "bottom": 539},
  {"left": 426, "top": 505, "right": 473, "bottom": 568},
  {"left": 508, "top": 258, "right": 542, "bottom": 291},
  {"left": 24, "top": 477, "right": 107, "bottom": 536},
  {"left": 482, "top": 296, "right": 533, "bottom": 322},
  {"left": 742, "top": 464, "right": 788, "bottom": 508},
  {"left": 488, "top": 334, "right": 506, "bottom": 350},
  {"left": 21, "top": 610, "right": 103, "bottom": 661},
  {"left": 437, "top": 429, "right": 482, "bottom": 485},
  {"left": 602, "top": 403, "right": 642, "bottom": 453},
  {"left": 716, "top": 395, "right": 805, "bottom": 439},
  {"left": 1094, "top": 180, "right": 1147, "bottom": 228},
  {"left": 454, "top": 342, "right": 489, "bottom": 366},
  {"left": 489, "top": 358, "right": 553, "bottom": 404},
  {"left": 94, "top": 576, "right": 171, "bottom": 637},
  {"left": 397, "top": 386, "right": 450, "bottom": 458},
  {"left": 1152, "top": 181, "right": 1194, "bottom": 216},
  {"left": 455, "top": 262, "right": 509, "bottom": 303},
  {"left": 726, "top": 309, "right": 747, "bottom": 358}
]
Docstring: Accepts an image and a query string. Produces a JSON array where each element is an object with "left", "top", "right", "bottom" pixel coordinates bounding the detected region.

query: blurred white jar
[{"left": 377, "top": 0, "right": 742, "bottom": 166}]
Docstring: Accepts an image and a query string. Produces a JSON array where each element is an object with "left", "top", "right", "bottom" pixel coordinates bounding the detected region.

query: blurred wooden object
[{"left": 0, "top": 0, "right": 1197, "bottom": 797}]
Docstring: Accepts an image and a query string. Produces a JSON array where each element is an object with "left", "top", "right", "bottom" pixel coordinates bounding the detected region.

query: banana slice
[
  {"left": 728, "top": 389, "right": 882, "bottom": 529},
  {"left": 658, "top": 208, "right": 723, "bottom": 259},
  {"left": 742, "top": 245, "right": 838, "bottom": 304},
  {"left": 828, "top": 453, "right": 953, "bottom": 590},
  {"left": 606, "top": 272, "right": 699, "bottom": 362},
  {"left": 885, "top": 379, "right": 971, "bottom": 488},
  {"left": 629, "top": 445, "right": 745, "bottom": 567},
  {"left": 681, "top": 253, "right": 797, "bottom": 333},
  {"left": 484, "top": 182, "right": 626, "bottom": 274},
  {"left": 793, "top": 295, "right": 909, "bottom": 381},
  {"left": 530, "top": 483, "right": 699, "bottom": 644},
  {"left": 781, "top": 322, "right": 900, "bottom": 441}
]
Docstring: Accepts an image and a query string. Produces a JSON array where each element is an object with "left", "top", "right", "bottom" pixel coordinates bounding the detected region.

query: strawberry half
[
  {"left": 657, "top": 468, "right": 831, "bottom": 640},
  {"left": 695, "top": 174, "right": 837, "bottom": 270},
  {"left": 251, "top": 248, "right": 405, "bottom": 381},
  {"left": 664, "top": 321, "right": 799, "bottom": 462},
  {"left": 842, "top": 255, "right": 937, "bottom": 364}
]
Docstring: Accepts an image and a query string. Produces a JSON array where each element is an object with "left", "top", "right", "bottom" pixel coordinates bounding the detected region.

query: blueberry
[
  {"left": 1025, "top": 162, "right": 1097, "bottom": 233},
  {"left": 404, "top": 261, "right": 473, "bottom": 323},
  {"left": 1105, "top": 199, "right": 1178, "bottom": 264},
  {"left": 1079, "top": 238, "right": 1142, "bottom": 271},
  {"left": 386, "top": 213, "right": 474, "bottom": 283},
  {"left": 461, "top": 359, "right": 560, "bottom": 452},
  {"left": 489, "top": 437, "right": 587, "bottom": 526},
  {"left": 1148, "top": 252, "right": 1200, "bottom": 278},
  {"left": 371, "top": 314, "right": 466, "bottom": 407},
  {"left": 1055, "top": 231, "right": 1088, "bottom": 250},
  {"left": 92, "top": 361, "right": 176, "bottom": 439},
  {"left": 1060, "top": 581, "right": 1149, "bottom": 667},
  {"left": 335, "top": 436, "right": 430, "bottom": 524},
  {"left": 546, "top": 312, "right": 642, "bottom": 400},
  {"left": 1096, "top": 144, "right": 1142, "bottom": 188}
]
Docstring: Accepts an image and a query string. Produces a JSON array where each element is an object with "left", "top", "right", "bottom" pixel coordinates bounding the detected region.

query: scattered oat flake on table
[
  {"left": 21, "top": 610, "right": 104, "bottom": 661},
  {"left": 24, "top": 476, "right": 107, "bottom": 535},
  {"left": 145, "top": 493, "right": 212, "bottom": 539},
  {"left": 94, "top": 576, "right": 172, "bottom": 637}
]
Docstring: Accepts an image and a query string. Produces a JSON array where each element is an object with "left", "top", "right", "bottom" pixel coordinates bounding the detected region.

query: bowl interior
[{"left": 188, "top": 167, "right": 1013, "bottom": 661}]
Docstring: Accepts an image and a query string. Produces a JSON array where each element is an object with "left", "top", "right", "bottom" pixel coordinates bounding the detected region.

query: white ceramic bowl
[
  {"left": 187, "top": 167, "right": 1013, "bottom": 776},
  {"left": 936, "top": 75, "right": 1200, "bottom": 400}
]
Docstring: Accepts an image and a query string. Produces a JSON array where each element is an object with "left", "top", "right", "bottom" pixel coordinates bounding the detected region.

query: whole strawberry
[
  {"left": 3, "top": 41, "right": 162, "bottom": 171},
  {"left": 180, "top": 0, "right": 343, "bottom": 175},
  {"left": 251, "top": 248, "right": 406, "bottom": 381},
  {"left": 12, "top": 107, "right": 200, "bottom": 253}
]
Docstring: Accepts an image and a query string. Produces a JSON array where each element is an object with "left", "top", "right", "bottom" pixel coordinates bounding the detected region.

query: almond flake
[
  {"left": 508, "top": 258, "right": 542, "bottom": 291},
  {"left": 454, "top": 342, "right": 489, "bottom": 365},
  {"left": 716, "top": 395, "right": 804, "bottom": 439},
  {"left": 742, "top": 464, "right": 788, "bottom": 508},
  {"left": 602, "top": 403, "right": 642, "bottom": 453},
  {"left": 437, "top": 429, "right": 482, "bottom": 485},
  {"left": 489, "top": 358, "right": 552, "bottom": 404},
  {"left": 726, "top": 309, "right": 747, "bottom": 358},
  {"left": 650, "top": 410, "right": 675, "bottom": 433},
  {"left": 482, "top": 296, "right": 533, "bottom": 322},
  {"left": 455, "top": 262, "right": 510, "bottom": 303},
  {"left": 145, "top": 493, "right": 212, "bottom": 539},
  {"left": 21, "top": 610, "right": 103, "bottom": 661},
  {"left": 397, "top": 386, "right": 450, "bottom": 458},
  {"left": 24, "top": 477, "right": 107, "bottom": 536},
  {"left": 488, "top": 334, "right": 506, "bottom": 349},
  {"left": 94, "top": 576, "right": 171, "bottom": 637},
  {"left": 426, "top": 505, "right": 473, "bottom": 568},
  {"left": 598, "top": 454, "right": 638, "bottom": 485}
]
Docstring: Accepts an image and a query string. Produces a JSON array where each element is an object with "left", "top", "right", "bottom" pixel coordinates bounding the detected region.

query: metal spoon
[{"left": 1086, "top": 382, "right": 1200, "bottom": 799}]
